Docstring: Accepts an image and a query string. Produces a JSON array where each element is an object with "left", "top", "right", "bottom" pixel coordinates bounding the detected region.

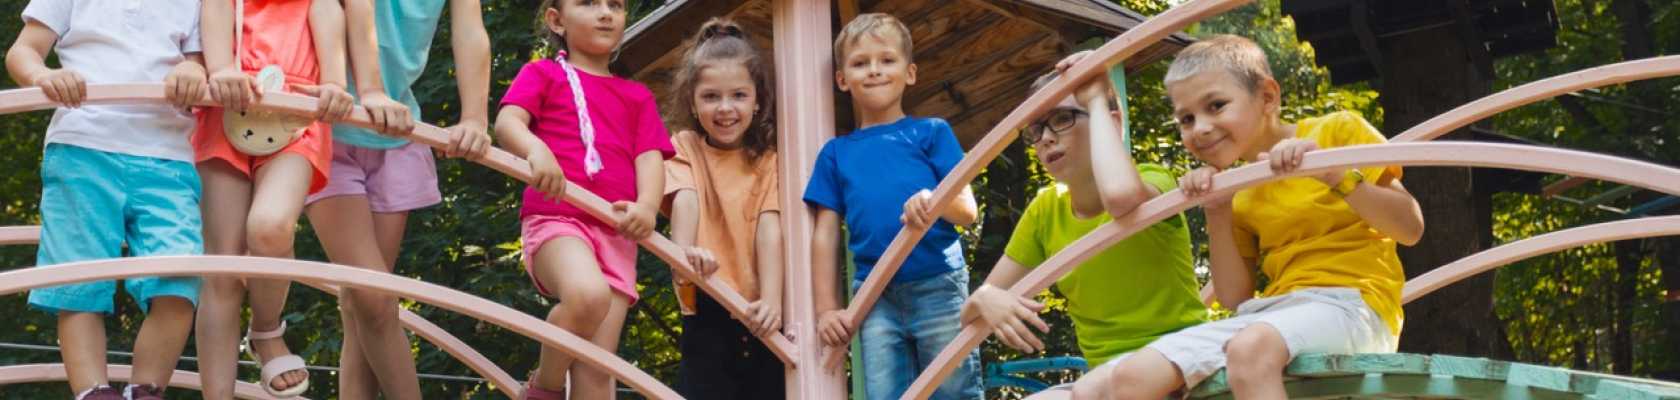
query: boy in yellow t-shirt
[{"left": 1062, "top": 35, "right": 1425, "bottom": 400}]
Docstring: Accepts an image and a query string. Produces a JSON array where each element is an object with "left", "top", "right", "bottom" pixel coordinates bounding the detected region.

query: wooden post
[{"left": 773, "top": 0, "right": 846, "bottom": 399}]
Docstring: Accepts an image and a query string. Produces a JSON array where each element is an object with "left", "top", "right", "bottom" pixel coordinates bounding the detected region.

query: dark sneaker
[
  {"left": 76, "top": 385, "right": 124, "bottom": 400},
  {"left": 126, "top": 384, "right": 165, "bottom": 400}
]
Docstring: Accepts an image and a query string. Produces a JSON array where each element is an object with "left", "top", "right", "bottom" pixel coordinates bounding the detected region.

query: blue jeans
[{"left": 853, "top": 268, "right": 982, "bottom": 400}]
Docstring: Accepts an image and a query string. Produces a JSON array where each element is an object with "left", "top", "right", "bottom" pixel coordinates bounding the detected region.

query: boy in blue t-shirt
[{"left": 805, "top": 13, "right": 983, "bottom": 400}]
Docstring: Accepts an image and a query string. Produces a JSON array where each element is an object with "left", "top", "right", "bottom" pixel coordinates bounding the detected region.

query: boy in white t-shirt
[{"left": 6, "top": 1, "right": 209, "bottom": 399}]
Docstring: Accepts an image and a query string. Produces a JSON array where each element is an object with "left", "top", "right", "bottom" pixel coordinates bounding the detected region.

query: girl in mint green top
[
  {"left": 961, "top": 68, "right": 1206, "bottom": 369},
  {"left": 300, "top": 0, "right": 492, "bottom": 398}
]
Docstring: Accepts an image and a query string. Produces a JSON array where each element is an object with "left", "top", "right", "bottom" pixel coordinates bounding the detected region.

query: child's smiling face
[
  {"left": 547, "top": 0, "right": 627, "bottom": 57},
  {"left": 692, "top": 62, "right": 757, "bottom": 149},
  {"left": 835, "top": 30, "right": 917, "bottom": 113},
  {"left": 1167, "top": 69, "right": 1280, "bottom": 169}
]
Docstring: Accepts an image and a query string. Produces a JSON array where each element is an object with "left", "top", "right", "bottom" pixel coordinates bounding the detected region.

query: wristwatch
[{"left": 1332, "top": 169, "right": 1365, "bottom": 197}]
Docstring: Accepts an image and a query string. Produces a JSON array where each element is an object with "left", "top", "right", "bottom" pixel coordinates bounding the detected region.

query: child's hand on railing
[
  {"left": 443, "top": 120, "right": 492, "bottom": 161},
  {"left": 1260, "top": 138, "right": 1342, "bottom": 187},
  {"left": 208, "top": 67, "right": 260, "bottom": 112},
  {"left": 359, "top": 92, "right": 414, "bottom": 136},
  {"left": 526, "top": 148, "right": 567, "bottom": 201},
  {"left": 964, "top": 284, "right": 1048, "bottom": 354},
  {"left": 900, "top": 189, "right": 937, "bottom": 230},
  {"left": 612, "top": 201, "right": 656, "bottom": 240},
  {"left": 33, "top": 68, "right": 87, "bottom": 108},
  {"left": 1180, "top": 165, "right": 1234, "bottom": 210},
  {"left": 164, "top": 61, "right": 207, "bottom": 112},
  {"left": 682, "top": 246, "right": 719, "bottom": 277},
  {"left": 817, "top": 309, "right": 854, "bottom": 347},
  {"left": 292, "top": 82, "right": 354, "bottom": 122},
  {"left": 745, "top": 297, "right": 783, "bottom": 338},
  {"left": 1054, "top": 50, "right": 1095, "bottom": 74}
]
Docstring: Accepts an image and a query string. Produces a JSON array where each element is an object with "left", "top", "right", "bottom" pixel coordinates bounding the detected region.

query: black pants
[{"left": 675, "top": 293, "right": 786, "bottom": 399}]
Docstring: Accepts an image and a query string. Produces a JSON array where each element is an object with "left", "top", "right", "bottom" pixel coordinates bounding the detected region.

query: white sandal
[{"left": 242, "top": 321, "right": 311, "bottom": 398}]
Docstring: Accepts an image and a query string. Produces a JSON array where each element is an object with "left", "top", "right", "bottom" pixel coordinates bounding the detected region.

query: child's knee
[
  {"left": 344, "top": 290, "right": 399, "bottom": 327},
  {"left": 244, "top": 213, "right": 295, "bottom": 254},
  {"left": 1225, "top": 324, "right": 1289, "bottom": 380},
  {"left": 546, "top": 292, "right": 610, "bottom": 328},
  {"left": 199, "top": 277, "right": 244, "bottom": 298},
  {"left": 147, "top": 296, "right": 195, "bottom": 316}
]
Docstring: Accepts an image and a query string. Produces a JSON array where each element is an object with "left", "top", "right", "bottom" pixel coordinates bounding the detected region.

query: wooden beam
[
  {"left": 839, "top": 0, "right": 859, "bottom": 25},
  {"left": 617, "top": 0, "right": 753, "bottom": 74},
  {"left": 772, "top": 0, "right": 843, "bottom": 398},
  {"left": 1543, "top": 176, "right": 1593, "bottom": 198},
  {"left": 904, "top": 30, "right": 1051, "bottom": 107}
]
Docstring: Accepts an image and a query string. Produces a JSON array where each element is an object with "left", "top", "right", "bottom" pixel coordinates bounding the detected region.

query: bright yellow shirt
[{"left": 1230, "top": 111, "right": 1406, "bottom": 335}]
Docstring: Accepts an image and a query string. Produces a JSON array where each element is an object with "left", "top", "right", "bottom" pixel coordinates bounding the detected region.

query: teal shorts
[{"left": 28, "top": 144, "right": 204, "bottom": 314}]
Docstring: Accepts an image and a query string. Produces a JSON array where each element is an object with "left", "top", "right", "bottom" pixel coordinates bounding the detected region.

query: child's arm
[
  {"left": 201, "top": 0, "right": 260, "bottom": 112},
  {"left": 1079, "top": 77, "right": 1158, "bottom": 216},
  {"left": 961, "top": 257, "right": 1049, "bottom": 353},
  {"left": 304, "top": 0, "right": 354, "bottom": 122},
  {"left": 813, "top": 207, "right": 852, "bottom": 347},
  {"left": 164, "top": 54, "right": 209, "bottom": 110},
  {"left": 901, "top": 186, "right": 979, "bottom": 229},
  {"left": 1182, "top": 166, "right": 1257, "bottom": 308},
  {"left": 442, "top": 0, "right": 493, "bottom": 159},
  {"left": 666, "top": 189, "right": 719, "bottom": 273},
  {"left": 494, "top": 106, "right": 566, "bottom": 199},
  {"left": 751, "top": 211, "right": 786, "bottom": 336},
  {"left": 340, "top": 0, "right": 412, "bottom": 135},
  {"left": 612, "top": 151, "right": 665, "bottom": 240},
  {"left": 1264, "top": 140, "right": 1426, "bottom": 245},
  {"left": 6, "top": 21, "right": 84, "bottom": 107}
]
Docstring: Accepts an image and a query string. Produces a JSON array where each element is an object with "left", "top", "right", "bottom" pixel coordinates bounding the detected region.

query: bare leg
[
  {"left": 58, "top": 312, "right": 109, "bottom": 394},
  {"left": 129, "top": 296, "right": 195, "bottom": 388},
  {"left": 244, "top": 154, "right": 314, "bottom": 392},
  {"left": 529, "top": 237, "right": 614, "bottom": 393},
  {"left": 195, "top": 160, "right": 253, "bottom": 400},
  {"left": 1224, "top": 324, "right": 1290, "bottom": 400},
  {"left": 306, "top": 195, "right": 419, "bottom": 399},
  {"left": 569, "top": 294, "right": 630, "bottom": 400},
  {"left": 1071, "top": 348, "right": 1185, "bottom": 400}
]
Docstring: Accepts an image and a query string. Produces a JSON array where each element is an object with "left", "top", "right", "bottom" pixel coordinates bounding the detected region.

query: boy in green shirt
[{"left": 959, "top": 62, "right": 1208, "bottom": 395}]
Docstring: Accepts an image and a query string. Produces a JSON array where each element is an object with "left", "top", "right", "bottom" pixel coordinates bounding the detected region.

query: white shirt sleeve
[{"left": 21, "top": 0, "right": 72, "bottom": 37}]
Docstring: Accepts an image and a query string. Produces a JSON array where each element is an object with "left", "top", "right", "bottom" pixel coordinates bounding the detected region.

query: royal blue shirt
[{"left": 804, "top": 117, "right": 967, "bottom": 283}]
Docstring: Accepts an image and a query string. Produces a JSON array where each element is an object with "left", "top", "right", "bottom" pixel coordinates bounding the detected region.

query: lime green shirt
[{"left": 1003, "top": 164, "right": 1208, "bottom": 366}]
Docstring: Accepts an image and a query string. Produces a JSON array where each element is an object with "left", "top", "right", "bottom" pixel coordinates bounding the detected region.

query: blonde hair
[
  {"left": 833, "top": 13, "right": 914, "bottom": 66},
  {"left": 1164, "top": 35, "right": 1273, "bottom": 92}
]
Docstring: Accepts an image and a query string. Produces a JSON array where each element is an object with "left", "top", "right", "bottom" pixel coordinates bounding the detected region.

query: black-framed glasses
[{"left": 1023, "top": 108, "right": 1089, "bottom": 145}]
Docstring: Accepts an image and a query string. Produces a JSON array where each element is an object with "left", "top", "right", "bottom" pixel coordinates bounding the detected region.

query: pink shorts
[
  {"left": 521, "top": 215, "right": 639, "bottom": 303},
  {"left": 305, "top": 142, "right": 441, "bottom": 212}
]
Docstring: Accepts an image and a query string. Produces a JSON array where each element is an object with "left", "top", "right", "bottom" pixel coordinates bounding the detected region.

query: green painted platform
[{"left": 1187, "top": 353, "right": 1680, "bottom": 399}]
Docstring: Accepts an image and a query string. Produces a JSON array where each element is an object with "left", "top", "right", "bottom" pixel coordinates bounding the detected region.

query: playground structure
[{"left": 0, "top": 0, "right": 1679, "bottom": 398}]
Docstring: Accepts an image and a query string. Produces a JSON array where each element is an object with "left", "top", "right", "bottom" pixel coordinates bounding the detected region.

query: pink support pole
[
  {"left": 773, "top": 0, "right": 844, "bottom": 398},
  {"left": 1403, "top": 216, "right": 1680, "bottom": 304},
  {"left": 0, "top": 364, "right": 280, "bottom": 399},
  {"left": 898, "top": 142, "right": 1680, "bottom": 399},
  {"left": 0, "top": 257, "right": 684, "bottom": 399},
  {"left": 0, "top": 84, "right": 798, "bottom": 365}
]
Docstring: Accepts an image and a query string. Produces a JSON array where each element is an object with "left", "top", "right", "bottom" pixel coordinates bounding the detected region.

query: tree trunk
[
  {"left": 1659, "top": 237, "right": 1680, "bottom": 381},
  {"left": 1613, "top": 240, "right": 1642, "bottom": 375},
  {"left": 1379, "top": 25, "right": 1509, "bottom": 359}
]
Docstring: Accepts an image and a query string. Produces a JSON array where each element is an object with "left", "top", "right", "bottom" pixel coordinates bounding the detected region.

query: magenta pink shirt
[{"left": 501, "top": 59, "right": 675, "bottom": 228}]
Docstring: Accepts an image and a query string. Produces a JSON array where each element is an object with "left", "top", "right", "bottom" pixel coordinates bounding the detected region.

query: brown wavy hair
[{"left": 669, "top": 18, "right": 777, "bottom": 160}]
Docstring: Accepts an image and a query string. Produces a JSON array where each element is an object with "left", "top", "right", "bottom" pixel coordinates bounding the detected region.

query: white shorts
[{"left": 1104, "top": 287, "right": 1398, "bottom": 389}]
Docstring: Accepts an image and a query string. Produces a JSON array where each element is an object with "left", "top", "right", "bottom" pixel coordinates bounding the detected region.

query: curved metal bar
[
  {"left": 834, "top": 0, "right": 1255, "bottom": 370},
  {"left": 0, "top": 225, "right": 526, "bottom": 397},
  {"left": 0, "top": 84, "right": 796, "bottom": 364},
  {"left": 1390, "top": 55, "right": 1680, "bottom": 143},
  {"left": 1402, "top": 216, "right": 1680, "bottom": 304},
  {"left": 0, "top": 364, "right": 282, "bottom": 399},
  {"left": 0, "top": 256, "right": 682, "bottom": 399},
  {"left": 306, "top": 283, "right": 524, "bottom": 398},
  {"left": 898, "top": 142, "right": 1680, "bottom": 399},
  {"left": 0, "top": 225, "right": 40, "bottom": 246}
]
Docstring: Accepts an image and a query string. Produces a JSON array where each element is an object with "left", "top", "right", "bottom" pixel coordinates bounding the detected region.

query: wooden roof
[{"left": 615, "top": 0, "right": 1191, "bottom": 147}]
